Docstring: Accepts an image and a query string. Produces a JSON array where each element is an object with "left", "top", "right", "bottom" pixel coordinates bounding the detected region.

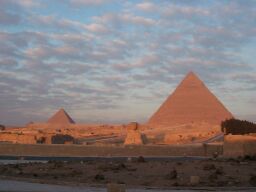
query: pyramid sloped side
[
  {"left": 148, "top": 73, "right": 233, "bottom": 127},
  {"left": 47, "top": 109, "right": 75, "bottom": 124}
]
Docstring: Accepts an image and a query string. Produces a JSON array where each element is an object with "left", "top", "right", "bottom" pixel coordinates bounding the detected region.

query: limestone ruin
[{"left": 124, "top": 122, "right": 144, "bottom": 145}]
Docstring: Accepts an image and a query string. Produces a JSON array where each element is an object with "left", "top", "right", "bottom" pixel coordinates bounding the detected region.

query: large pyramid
[
  {"left": 47, "top": 108, "right": 75, "bottom": 124},
  {"left": 148, "top": 72, "right": 233, "bottom": 128}
]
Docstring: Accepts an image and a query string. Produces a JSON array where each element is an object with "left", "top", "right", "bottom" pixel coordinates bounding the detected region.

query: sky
[{"left": 0, "top": 0, "right": 256, "bottom": 126}]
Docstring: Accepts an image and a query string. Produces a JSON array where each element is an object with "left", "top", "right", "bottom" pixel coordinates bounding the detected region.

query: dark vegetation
[
  {"left": 0, "top": 124, "right": 5, "bottom": 130},
  {"left": 221, "top": 118, "right": 256, "bottom": 135}
]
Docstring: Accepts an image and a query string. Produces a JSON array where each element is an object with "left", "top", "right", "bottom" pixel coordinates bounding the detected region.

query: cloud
[
  {"left": 231, "top": 73, "right": 256, "bottom": 84},
  {"left": 162, "top": 5, "right": 210, "bottom": 17},
  {"left": 0, "top": 58, "right": 18, "bottom": 69},
  {"left": 16, "top": 0, "right": 41, "bottom": 8},
  {"left": 84, "top": 23, "right": 109, "bottom": 33},
  {"left": 136, "top": 2, "right": 156, "bottom": 12},
  {"left": 28, "top": 15, "right": 87, "bottom": 32},
  {"left": 94, "top": 12, "right": 156, "bottom": 27},
  {"left": 0, "top": 10, "right": 21, "bottom": 25},
  {"left": 122, "top": 13, "right": 156, "bottom": 26},
  {"left": 69, "top": 0, "right": 112, "bottom": 6},
  {"left": 0, "top": 0, "right": 42, "bottom": 26}
]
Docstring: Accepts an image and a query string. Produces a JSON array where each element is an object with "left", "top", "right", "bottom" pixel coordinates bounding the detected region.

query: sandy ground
[
  {"left": 0, "top": 157, "right": 256, "bottom": 190},
  {"left": 1, "top": 179, "right": 256, "bottom": 192}
]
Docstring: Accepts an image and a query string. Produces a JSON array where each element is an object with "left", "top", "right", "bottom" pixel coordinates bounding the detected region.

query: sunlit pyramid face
[{"left": 148, "top": 72, "right": 233, "bottom": 128}]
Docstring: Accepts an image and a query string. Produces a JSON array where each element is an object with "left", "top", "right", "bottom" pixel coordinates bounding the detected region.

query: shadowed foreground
[
  {"left": 0, "top": 158, "right": 256, "bottom": 189},
  {"left": 1, "top": 179, "right": 256, "bottom": 192}
]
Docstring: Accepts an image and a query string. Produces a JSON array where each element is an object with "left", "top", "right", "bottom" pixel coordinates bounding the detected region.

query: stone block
[
  {"left": 190, "top": 176, "right": 200, "bottom": 185},
  {"left": 124, "top": 131, "right": 144, "bottom": 145},
  {"left": 126, "top": 122, "right": 138, "bottom": 131},
  {"left": 107, "top": 183, "right": 126, "bottom": 192}
]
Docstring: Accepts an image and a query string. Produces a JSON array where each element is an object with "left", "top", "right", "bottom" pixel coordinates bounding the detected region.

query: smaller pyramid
[{"left": 47, "top": 108, "right": 75, "bottom": 124}]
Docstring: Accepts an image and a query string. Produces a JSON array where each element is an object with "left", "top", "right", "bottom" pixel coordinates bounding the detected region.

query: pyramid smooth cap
[
  {"left": 180, "top": 71, "right": 203, "bottom": 85},
  {"left": 47, "top": 108, "right": 75, "bottom": 124},
  {"left": 148, "top": 71, "right": 233, "bottom": 127}
]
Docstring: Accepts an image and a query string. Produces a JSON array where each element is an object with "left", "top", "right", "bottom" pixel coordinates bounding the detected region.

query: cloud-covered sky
[{"left": 0, "top": 0, "right": 255, "bottom": 125}]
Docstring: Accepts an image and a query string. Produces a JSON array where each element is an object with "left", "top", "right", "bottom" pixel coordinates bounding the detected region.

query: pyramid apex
[
  {"left": 178, "top": 71, "right": 203, "bottom": 88},
  {"left": 187, "top": 71, "right": 196, "bottom": 75},
  {"left": 185, "top": 71, "right": 200, "bottom": 79}
]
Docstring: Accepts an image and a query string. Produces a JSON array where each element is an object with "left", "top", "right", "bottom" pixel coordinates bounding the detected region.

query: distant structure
[
  {"left": 47, "top": 108, "right": 75, "bottom": 124},
  {"left": 148, "top": 72, "right": 233, "bottom": 128}
]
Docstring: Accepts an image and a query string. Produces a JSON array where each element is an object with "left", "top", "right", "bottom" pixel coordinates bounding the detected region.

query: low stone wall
[
  {"left": 0, "top": 133, "right": 37, "bottom": 144},
  {"left": 0, "top": 143, "right": 215, "bottom": 157},
  {"left": 0, "top": 130, "right": 80, "bottom": 145},
  {"left": 204, "top": 143, "right": 223, "bottom": 157},
  {"left": 223, "top": 135, "right": 256, "bottom": 157}
]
